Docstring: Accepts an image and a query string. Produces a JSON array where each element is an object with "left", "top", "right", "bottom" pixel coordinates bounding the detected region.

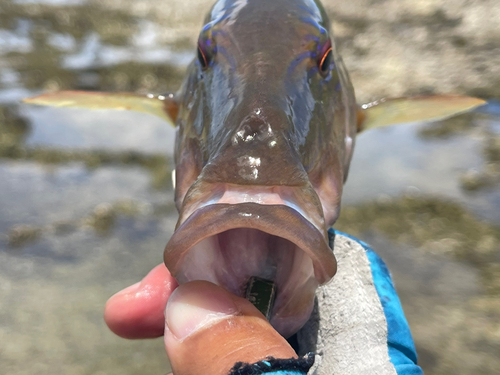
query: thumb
[{"left": 164, "top": 281, "right": 297, "bottom": 375}]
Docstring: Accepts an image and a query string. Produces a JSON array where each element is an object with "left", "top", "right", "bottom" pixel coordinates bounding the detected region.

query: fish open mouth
[{"left": 164, "top": 187, "right": 336, "bottom": 337}]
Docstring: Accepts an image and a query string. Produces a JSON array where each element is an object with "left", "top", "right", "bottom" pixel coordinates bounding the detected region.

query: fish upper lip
[{"left": 164, "top": 202, "right": 336, "bottom": 284}]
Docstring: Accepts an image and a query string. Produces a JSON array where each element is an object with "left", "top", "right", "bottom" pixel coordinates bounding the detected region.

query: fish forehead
[
  {"left": 209, "top": 0, "right": 327, "bottom": 28},
  {"left": 206, "top": 0, "right": 330, "bottom": 68}
]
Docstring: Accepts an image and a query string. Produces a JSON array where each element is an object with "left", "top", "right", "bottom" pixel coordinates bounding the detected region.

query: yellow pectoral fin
[
  {"left": 23, "top": 91, "right": 179, "bottom": 126},
  {"left": 357, "top": 95, "right": 487, "bottom": 133}
]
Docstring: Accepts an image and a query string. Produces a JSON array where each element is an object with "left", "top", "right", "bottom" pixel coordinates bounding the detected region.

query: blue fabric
[{"left": 331, "top": 229, "right": 424, "bottom": 375}]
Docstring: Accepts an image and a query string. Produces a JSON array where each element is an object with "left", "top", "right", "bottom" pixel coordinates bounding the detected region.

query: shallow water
[{"left": 0, "top": 0, "right": 499, "bottom": 374}]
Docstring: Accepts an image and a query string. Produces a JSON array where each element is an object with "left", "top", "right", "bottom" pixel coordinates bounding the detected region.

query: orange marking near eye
[
  {"left": 198, "top": 46, "right": 209, "bottom": 69},
  {"left": 319, "top": 47, "right": 332, "bottom": 72}
]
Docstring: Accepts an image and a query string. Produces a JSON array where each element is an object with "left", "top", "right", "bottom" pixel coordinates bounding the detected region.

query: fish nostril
[
  {"left": 233, "top": 116, "right": 272, "bottom": 144},
  {"left": 239, "top": 124, "right": 259, "bottom": 142}
]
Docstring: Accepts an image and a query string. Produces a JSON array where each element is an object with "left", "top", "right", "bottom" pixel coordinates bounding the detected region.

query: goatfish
[{"left": 24, "top": 0, "right": 485, "bottom": 338}]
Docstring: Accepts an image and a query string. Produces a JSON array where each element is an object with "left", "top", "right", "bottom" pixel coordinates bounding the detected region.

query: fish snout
[{"left": 203, "top": 118, "right": 311, "bottom": 188}]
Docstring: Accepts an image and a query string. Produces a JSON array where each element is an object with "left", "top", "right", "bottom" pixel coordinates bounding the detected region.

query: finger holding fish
[
  {"left": 165, "top": 281, "right": 298, "bottom": 375},
  {"left": 105, "top": 269, "right": 298, "bottom": 375}
]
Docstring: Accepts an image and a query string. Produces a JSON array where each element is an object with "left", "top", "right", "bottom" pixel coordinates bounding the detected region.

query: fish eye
[{"left": 318, "top": 42, "right": 333, "bottom": 77}]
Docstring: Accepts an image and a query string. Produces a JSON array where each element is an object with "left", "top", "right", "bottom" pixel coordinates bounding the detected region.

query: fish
[{"left": 23, "top": 0, "right": 485, "bottom": 338}]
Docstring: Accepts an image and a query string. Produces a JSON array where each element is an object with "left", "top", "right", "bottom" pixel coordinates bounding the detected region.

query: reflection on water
[
  {"left": 0, "top": 0, "right": 188, "bottom": 103},
  {"left": 0, "top": 0, "right": 499, "bottom": 374}
]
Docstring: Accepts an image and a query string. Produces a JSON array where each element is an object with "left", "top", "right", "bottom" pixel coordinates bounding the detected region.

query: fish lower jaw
[{"left": 163, "top": 202, "right": 336, "bottom": 337}]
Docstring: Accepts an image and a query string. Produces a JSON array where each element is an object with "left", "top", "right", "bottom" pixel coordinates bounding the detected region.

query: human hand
[{"left": 104, "top": 264, "right": 299, "bottom": 375}]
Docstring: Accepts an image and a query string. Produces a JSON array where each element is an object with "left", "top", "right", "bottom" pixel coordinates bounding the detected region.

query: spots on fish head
[{"left": 236, "top": 155, "right": 261, "bottom": 180}]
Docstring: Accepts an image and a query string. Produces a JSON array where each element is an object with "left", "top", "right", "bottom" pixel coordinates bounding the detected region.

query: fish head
[{"left": 165, "top": 0, "right": 357, "bottom": 337}]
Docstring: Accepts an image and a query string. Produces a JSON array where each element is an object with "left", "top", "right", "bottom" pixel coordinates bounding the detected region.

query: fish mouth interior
[
  {"left": 177, "top": 228, "right": 305, "bottom": 291},
  {"left": 177, "top": 227, "right": 316, "bottom": 334},
  {"left": 164, "top": 202, "right": 336, "bottom": 337}
]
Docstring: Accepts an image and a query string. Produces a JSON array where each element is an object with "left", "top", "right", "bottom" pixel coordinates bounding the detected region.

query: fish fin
[
  {"left": 23, "top": 91, "right": 179, "bottom": 125},
  {"left": 358, "top": 95, "right": 486, "bottom": 132}
]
